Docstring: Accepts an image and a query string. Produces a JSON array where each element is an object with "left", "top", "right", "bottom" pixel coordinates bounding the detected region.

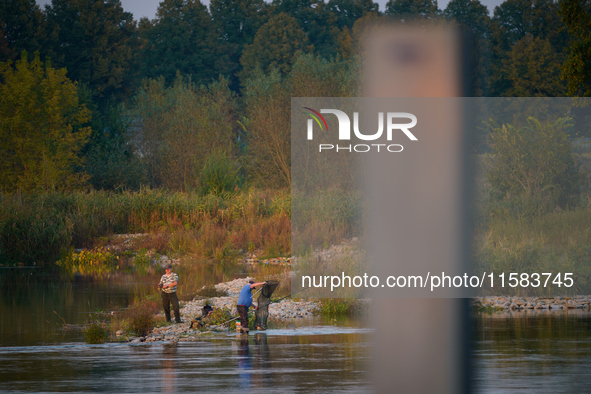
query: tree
[
  {"left": 502, "top": 35, "right": 567, "bottom": 97},
  {"left": 489, "top": 0, "right": 569, "bottom": 96},
  {"left": 559, "top": 0, "right": 591, "bottom": 96},
  {"left": 492, "top": 0, "right": 567, "bottom": 49},
  {"left": 140, "top": 0, "right": 229, "bottom": 87},
  {"left": 209, "top": 0, "right": 270, "bottom": 88},
  {"left": 272, "top": 0, "right": 342, "bottom": 58},
  {"left": 45, "top": 0, "right": 137, "bottom": 104},
  {"left": 289, "top": 54, "right": 360, "bottom": 191},
  {"left": 385, "top": 0, "right": 439, "bottom": 21},
  {"left": 327, "top": 0, "right": 380, "bottom": 29},
  {"left": 243, "top": 68, "right": 290, "bottom": 187},
  {"left": 240, "top": 13, "right": 312, "bottom": 81},
  {"left": 129, "top": 75, "right": 237, "bottom": 191},
  {"left": 0, "top": 24, "right": 15, "bottom": 62},
  {"left": 486, "top": 117, "right": 585, "bottom": 209},
  {"left": 444, "top": 0, "right": 492, "bottom": 96},
  {"left": 243, "top": 54, "right": 359, "bottom": 189},
  {"left": 82, "top": 102, "right": 148, "bottom": 190},
  {"left": 443, "top": 0, "right": 490, "bottom": 38},
  {"left": 0, "top": 52, "right": 92, "bottom": 192},
  {"left": 0, "top": 0, "right": 45, "bottom": 61}
]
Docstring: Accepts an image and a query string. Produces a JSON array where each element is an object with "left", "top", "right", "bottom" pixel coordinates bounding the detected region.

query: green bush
[
  {"left": 199, "top": 149, "right": 242, "bottom": 196},
  {"left": 204, "top": 307, "right": 232, "bottom": 325},
  {"left": 316, "top": 299, "right": 363, "bottom": 317},
  {"left": 83, "top": 322, "right": 109, "bottom": 344},
  {"left": 56, "top": 247, "right": 118, "bottom": 276},
  {"left": 127, "top": 299, "right": 159, "bottom": 336},
  {"left": 195, "top": 285, "right": 228, "bottom": 298},
  {"left": 486, "top": 117, "right": 587, "bottom": 213}
]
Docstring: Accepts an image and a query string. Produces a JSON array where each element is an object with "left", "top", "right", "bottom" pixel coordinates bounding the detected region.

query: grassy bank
[
  {"left": 0, "top": 187, "right": 362, "bottom": 267},
  {"left": 0, "top": 188, "right": 290, "bottom": 266},
  {"left": 474, "top": 204, "right": 591, "bottom": 295},
  {"left": 472, "top": 151, "right": 591, "bottom": 295}
]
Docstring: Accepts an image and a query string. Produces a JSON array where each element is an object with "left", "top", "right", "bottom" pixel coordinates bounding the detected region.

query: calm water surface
[
  {"left": 0, "top": 328, "right": 370, "bottom": 393},
  {"left": 0, "top": 262, "right": 284, "bottom": 346},
  {"left": 4, "top": 265, "right": 591, "bottom": 392},
  {"left": 473, "top": 310, "right": 591, "bottom": 393}
]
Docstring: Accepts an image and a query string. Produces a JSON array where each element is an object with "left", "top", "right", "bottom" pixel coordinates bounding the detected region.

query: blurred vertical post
[{"left": 361, "top": 22, "right": 471, "bottom": 393}]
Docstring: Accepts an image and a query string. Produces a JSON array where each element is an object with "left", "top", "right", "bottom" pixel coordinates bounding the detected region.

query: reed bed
[
  {"left": 473, "top": 204, "right": 591, "bottom": 295},
  {"left": 0, "top": 187, "right": 361, "bottom": 267},
  {"left": 0, "top": 188, "right": 291, "bottom": 265}
]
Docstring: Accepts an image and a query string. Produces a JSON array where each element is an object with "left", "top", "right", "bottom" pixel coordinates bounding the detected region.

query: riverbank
[
  {"left": 121, "top": 290, "right": 591, "bottom": 343},
  {"left": 473, "top": 295, "right": 591, "bottom": 311},
  {"left": 126, "top": 277, "right": 319, "bottom": 343}
]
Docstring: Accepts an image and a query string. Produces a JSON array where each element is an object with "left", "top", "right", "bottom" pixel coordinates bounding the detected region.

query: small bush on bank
[
  {"left": 113, "top": 298, "right": 160, "bottom": 336},
  {"left": 56, "top": 247, "right": 118, "bottom": 276},
  {"left": 83, "top": 322, "right": 109, "bottom": 344},
  {"left": 199, "top": 149, "right": 242, "bottom": 195},
  {"left": 203, "top": 307, "right": 232, "bottom": 325},
  {"left": 195, "top": 285, "right": 228, "bottom": 298},
  {"left": 316, "top": 299, "right": 363, "bottom": 317}
]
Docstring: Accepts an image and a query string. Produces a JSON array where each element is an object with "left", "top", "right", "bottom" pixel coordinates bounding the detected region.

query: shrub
[
  {"left": 199, "top": 149, "right": 242, "bottom": 195},
  {"left": 126, "top": 298, "right": 159, "bottom": 336},
  {"left": 486, "top": 117, "right": 587, "bottom": 213},
  {"left": 204, "top": 307, "right": 232, "bottom": 325},
  {"left": 195, "top": 285, "right": 228, "bottom": 298},
  {"left": 83, "top": 322, "right": 109, "bottom": 344},
  {"left": 56, "top": 247, "right": 118, "bottom": 276},
  {"left": 316, "top": 299, "right": 363, "bottom": 317}
]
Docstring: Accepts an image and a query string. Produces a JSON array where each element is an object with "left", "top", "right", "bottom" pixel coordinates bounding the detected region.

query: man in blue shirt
[{"left": 237, "top": 280, "right": 266, "bottom": 333}]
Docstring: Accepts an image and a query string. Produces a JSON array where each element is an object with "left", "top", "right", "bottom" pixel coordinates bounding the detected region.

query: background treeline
[
  {"left": 2, "top": 0, "right": 591, "bottom": 193},
  {"left": 3, "top": 0, "right": 591, "bottom": 281}
]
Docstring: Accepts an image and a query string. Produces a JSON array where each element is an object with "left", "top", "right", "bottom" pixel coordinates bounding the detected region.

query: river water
[{"left": 3, "top": 265, "right": 591, "bottom": 392}]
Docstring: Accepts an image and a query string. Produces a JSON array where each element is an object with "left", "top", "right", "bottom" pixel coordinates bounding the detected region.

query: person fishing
[
  {"left": 237, "top": 280, "right": 266, "bottom": 333},
  {"left": 158, "top": 264, "right": 182, "bottom": 323}
]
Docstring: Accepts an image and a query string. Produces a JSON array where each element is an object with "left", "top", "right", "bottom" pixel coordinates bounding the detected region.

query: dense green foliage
[
  {"left": 44, "top": 0, "right": 137, "bottom": 104},
  {"left": 129, "top": 75, "right": 237, "bottom": 191},
  {"left": 0, "top": 52, "right": 91, "bottom": 192},
  {"left": 486, "top": 117, "right": 586, "bottom": 210},
  {"left": 0, "top": 188, "right": 292, "bottom": 265},
  {"left": 559, "top": 0, "right": 591, "bottom": 97},
  {"left": 0, "top": 0, "right": 45, "bottom": 62},
  {"left": 2, "top": 0, "right": 591, "bottom": 292},
  {"left": 83, "top": 322, "right": 110, "bottom": 344},
  {"left": 0, "top": 0, "right": 587, "bottom": 195},
  {"left": 139, "top": 0, "right": 225, "bottom": 86},
  {"left": 240, "top": 13, "right": 312, "bottom": 80}
]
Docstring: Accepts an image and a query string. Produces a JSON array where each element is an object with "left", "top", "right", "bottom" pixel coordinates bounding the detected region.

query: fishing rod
[
  {"left": 211, "top": 287, "right": 310, "bottom": 329},
  {"left": 272, "top": 287, "right": 309, "bottom": 304}
]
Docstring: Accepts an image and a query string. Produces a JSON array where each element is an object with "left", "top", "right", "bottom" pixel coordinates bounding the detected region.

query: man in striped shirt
[{"left": 158, "top": 264, "right": 182, "bottom": 323}]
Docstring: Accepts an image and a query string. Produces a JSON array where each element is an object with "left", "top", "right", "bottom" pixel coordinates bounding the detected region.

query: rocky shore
[
  {"left": 125, "top": 291, "right": 591, "bottom": 343},
  {"left": 181, "top": 277, "right": 317, "bottom": 319},
  {"left": 128, "top": 277, "right": 318, "bottom": 344},
  {"left": 473, "top": 295, "right": 591, "bottom": 311}
]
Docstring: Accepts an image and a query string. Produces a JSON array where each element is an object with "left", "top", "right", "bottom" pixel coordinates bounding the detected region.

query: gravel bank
[
  {"left": 128, "top": 277, "right": 318, "bottom": 343},
  {"left": 473, "top": 295, "right": 591, "bottom": 311}
]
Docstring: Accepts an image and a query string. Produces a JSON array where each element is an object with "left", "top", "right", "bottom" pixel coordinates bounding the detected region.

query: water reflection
[
  {"left": 0, "top": 261, "right": 285, "bottom": 346},
  {"left": 0, "top": 331, "right": 370, "bottom": 393},
  {"left": 160, "top": 344, "right": 178, "bottom": 393},
  {"left": 473, "top": 310, "right": 591, "bottom": 393},
  {"left": 253, "top": 332, "right": 271, "bottom": 384},
  {"left": 232, "top": 333, "right": 273, "bottom": 390},
  {"left": 237, "top": 336, "right": 252, "bottom": 389}
]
